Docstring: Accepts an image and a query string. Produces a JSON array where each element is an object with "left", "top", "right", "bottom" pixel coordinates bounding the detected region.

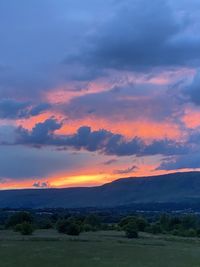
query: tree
[
  {"left": 6, "top": 212, "right": 33, "bottom": 228},
  {"left": 15, "top": 222, "right": 34, "bottom": 235},
  {"left": 137, "top": 217, "right": 148, "bottom": 232},
  {"left": 37, "top": 218, "right": 52, "bottom": 229},
  {"left": 119, "top": 216, "right": 147, "bottom": 232},
  {"left": 147, "top": 223, "right": 162, "bottom": 234},
  {"left": 119, "top": 216, "right": 137, "bottom": 228},
  {"left": 124, "top": 221, "right": 138, "bottom": 239},
  {"left": 56, "top": 218, "right": 81, "bottom": 236},
  {"left": 84, "top": 214, "right": 101, "bottom": 230}
]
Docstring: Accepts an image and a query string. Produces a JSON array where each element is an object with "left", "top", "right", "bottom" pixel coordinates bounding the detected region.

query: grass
[{"left": 0, "top": 230, "right": 200, "bottom": 267}]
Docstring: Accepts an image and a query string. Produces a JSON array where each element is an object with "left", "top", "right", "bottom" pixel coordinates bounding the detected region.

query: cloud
[
  {"left": 14, "top": 119, "right": 189, "bottom": 157},
  {"left": 68, "top": 0, "right": 200, "bottom": 72},
  {"left": 113, "top": 165, "right": 137, "bottom": 175},
  {"left": 33, "top": 181, "right": 49, "bottom": 188},
  {"left": 0, "top": 99, "right": 50, "bottom": 119},
  {"left": 142, "top": 139, "right": 189, "bottom": 156},
  {"left": 158, "top": 153, "right": 200, "bottom": 170},
  {"left": 61, "top": 84, "right": 182, "bottom": 123},
  {"left": 0, "top": 145, "right": 105, "bottom": 180},
  {"left": 184, "top": 72, "right": 200, "bottom": 105},
  {"left": 103, "top": 159, "right": 118, "bottom": 165},
  {"left": 16, "top": 118, "right": 62, "bottom": 145}
]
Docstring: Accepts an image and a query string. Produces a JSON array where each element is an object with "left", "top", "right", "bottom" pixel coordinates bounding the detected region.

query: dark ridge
[{"left": 0, "top": 171, "right": 200, "bottom": 208}]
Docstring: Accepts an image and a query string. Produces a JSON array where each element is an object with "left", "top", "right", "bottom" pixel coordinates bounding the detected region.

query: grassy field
[{"left": 0, "top": 230, "right": 200, "bottom": 267}]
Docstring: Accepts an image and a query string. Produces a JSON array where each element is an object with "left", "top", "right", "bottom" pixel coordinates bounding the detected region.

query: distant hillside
[{"left": 1, "top": 172, "right": 200, "bottom": 208}]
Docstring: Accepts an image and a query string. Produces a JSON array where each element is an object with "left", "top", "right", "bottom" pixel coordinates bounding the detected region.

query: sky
[{"left": 1, "top": 0, "right": 200, "bottom": 189}]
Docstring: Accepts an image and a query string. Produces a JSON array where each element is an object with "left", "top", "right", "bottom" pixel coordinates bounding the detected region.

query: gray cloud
[
  {"left": 68, "top": 0, "right": 200, "bottom": 72},
  {"left": 158, "top": 153, "right": 200, "bottom": 170},
  {"left": 0, "top": 99, "right": 50, "bottom": 119},
  {"left": 184, "top": 72, "right": 200, "bottom": 105},
  {"left": 113, "top": 165, "right": 137, "bottom": 175},
  {"left": 0, "top": 145, "right": 104, "bottom": 180},
  {"left": 61, "top": 84, "right": 183, "bottom": 123},
  {"left": 103, "top": 159, "right": 118, "bottom": 165},
  {"left": 16, "top": 118, "right": 62, "bottom": 146},
  {"left": 33, "top": 181, "right": 49, "bottom": 188},
  {"left": 14, "top": 119, "right": 189, "bottom": 157}
]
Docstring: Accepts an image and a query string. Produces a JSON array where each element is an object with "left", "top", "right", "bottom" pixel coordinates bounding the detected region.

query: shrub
[
  {"left": 124, "top": 221, "right": 138, "bottom": 239},
  {"left": 172, "top": 229, "right": 179, "bottom": 236},
  {"left": 82, "top": 224, "right": 94, "bottom": 232},
  {"left": 119, "top": 216, "right": 137, "bottom": 228},
  {"left": 137, "top": 217, "right": 148, "bottom": 232},
  {"left": 56, "top": 219, "right": 81, "bottom": 236},
  {"left": 37, "top": 218, "right": 53, "bottom": 229},
  {"left": 84, "top": 214, "right": 101, "bottom": 230},
  {"left": 146, "top": 223, "right": 162, "bottom": 235},
  {"left": 184, "top": 228, "right": 197, "bottom": 238},
  {"left": 15, "top": 222, "right": 34, "bottom": 235},
  {"left": 6, "top": 212, "right": 33, "bottom": 228},
  {"left": 119, "top": 216, "right": 148, "bottom": 232},
  {"left": 14, "top": 223, "right": 22, "bottom": 232},
  {"left": 196, "top": 228, "right": 200, "bottom": 237}
]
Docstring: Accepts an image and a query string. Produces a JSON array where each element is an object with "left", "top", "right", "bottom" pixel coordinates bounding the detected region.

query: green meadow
[{"left": 0, "top": 230, "right": 200, "bottom": 267}]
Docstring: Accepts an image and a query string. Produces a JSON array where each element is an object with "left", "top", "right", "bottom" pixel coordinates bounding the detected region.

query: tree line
[{"left": 3, "top": 211, "right": 200, "bottom": 239}]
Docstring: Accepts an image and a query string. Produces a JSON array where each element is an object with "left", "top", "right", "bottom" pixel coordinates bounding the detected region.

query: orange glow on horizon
[{"left": 0, "top": 168, "right": 199, "bottom": 190}]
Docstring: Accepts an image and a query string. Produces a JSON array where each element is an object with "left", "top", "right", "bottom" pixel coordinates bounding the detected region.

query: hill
[{"left": 1, "top": 172, "right": 200, "bottom": 208}]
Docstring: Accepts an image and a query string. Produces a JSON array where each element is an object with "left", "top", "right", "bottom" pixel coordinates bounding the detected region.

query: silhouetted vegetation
[
  {"left": 124, "top": 221, "right": 138, "bottom": 238},
  {"left": 14, "top": 222, "right": 34, "bottom": 235},
  {"left": 56, "top": 217, "right": 81, "bottom": 236},
  {"left": 6, "top": 212, "right": 33, "bottom": 229},
  {"left": 2, "top": 208, "right": 200, "bottom": 239}
]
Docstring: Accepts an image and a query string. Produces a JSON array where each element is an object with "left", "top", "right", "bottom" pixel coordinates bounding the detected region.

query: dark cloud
[
  {"left": 158, "top": 153, "right": 200, "bottom": 170},
  {"left": 16, "top": 118, "right": 62, "bottom": 145},
  {"left": 0, "top": 99, "right": 50, "bottom": 119},
  {"left": 184, "top": 72, "right": 200, "bottom": 105},
  {"left": 33, "top": 181, "right": 49, "bottom": 188},
  {"left": 0, "top": 144, "right": 103, "bottom": 180},
  {"left": 142, "top": 139, "right": 189, "bottom": 156},
  {"left": 0, "top": 145, "right": 73, "bottom": 179},
  {"left": 68, "top": 0, "right": 200, "bottom": 72},
  {"left": 103, "top": 159, "right": 118, "bottom": 165},
  {"left": 14, "top": 119, "right": 189, "bottom": 157},
  {"left": 113, "top": 165, "right": 137, "bottom": 175},
  {"left": 61, "top": 84, "right": 182, "bottom": 123}
]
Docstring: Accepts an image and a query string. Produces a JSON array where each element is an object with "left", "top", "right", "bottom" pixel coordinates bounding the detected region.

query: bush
[
  {"left": 6, "top": 212, "right": 33, "bottom": 228},
  {"left": 56, "top": 219, "right": 81, "bottom": 236},
  {"left": 84, "top": 214, "right": 101, "bottom": 230},
  {"left": 146, "top": 223, "right": 162, "bottom": 235},
  {"left": 82, "top": 224, "right": 94, "bottom": 232},
  {"left": 184, "top": 228, "right": 197, "bottom": 238},
  {"left": 37, "top": 218, "right": 53, "bottom": 229},
  {"left": 137, "top": 217, "right": 148, "bottom": 232},
  {"left": 119, "top": 216, "right": 137, "bottom": 228},
  {"left": 196, "top": 228, "right": 200, "bottom": 237},
  {"left": 172, "top": 229, "right": 179, "bottom": 236},
  {"left": 124, "top": 221, "right": 138, "bottom": 239},
  {"left": 119, "top": 216, "right": 148, "bottom": 232},
  {"left": 15, "top": 222, "right": 34, "bottom": 235},
  {"left": 14, "top": 224, "right": 23, "bottom": 232}
]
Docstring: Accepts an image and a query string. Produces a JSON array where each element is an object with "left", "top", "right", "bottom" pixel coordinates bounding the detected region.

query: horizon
[
  {"left": 0, "top": 170, "right": 200, "bottom": 191},
  {"left": 1, "top": 0, "right": 200, "bottom": 189}
]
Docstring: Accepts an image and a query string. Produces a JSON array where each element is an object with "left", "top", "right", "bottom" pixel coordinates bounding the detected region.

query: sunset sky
[{"left": 1, "top": 0, "right": 200, "bottom": 189}]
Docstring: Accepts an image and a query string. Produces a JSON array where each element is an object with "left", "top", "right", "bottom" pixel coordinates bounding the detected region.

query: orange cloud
[
  {"left": 182, "top": 108, "right": 200, "bottom": 129},
  {"left": 57, "top": 117, "right": 181, "bottom": 140}
]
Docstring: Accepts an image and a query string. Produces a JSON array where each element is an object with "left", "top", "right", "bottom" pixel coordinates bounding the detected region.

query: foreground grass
[{"left": 0, "top": 230, "right": 200, "bottom": 267}]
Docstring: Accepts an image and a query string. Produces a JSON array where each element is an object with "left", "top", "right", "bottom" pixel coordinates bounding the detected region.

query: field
[{"left": 0, "top": 230, "right": 200, "bottom": 267}]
